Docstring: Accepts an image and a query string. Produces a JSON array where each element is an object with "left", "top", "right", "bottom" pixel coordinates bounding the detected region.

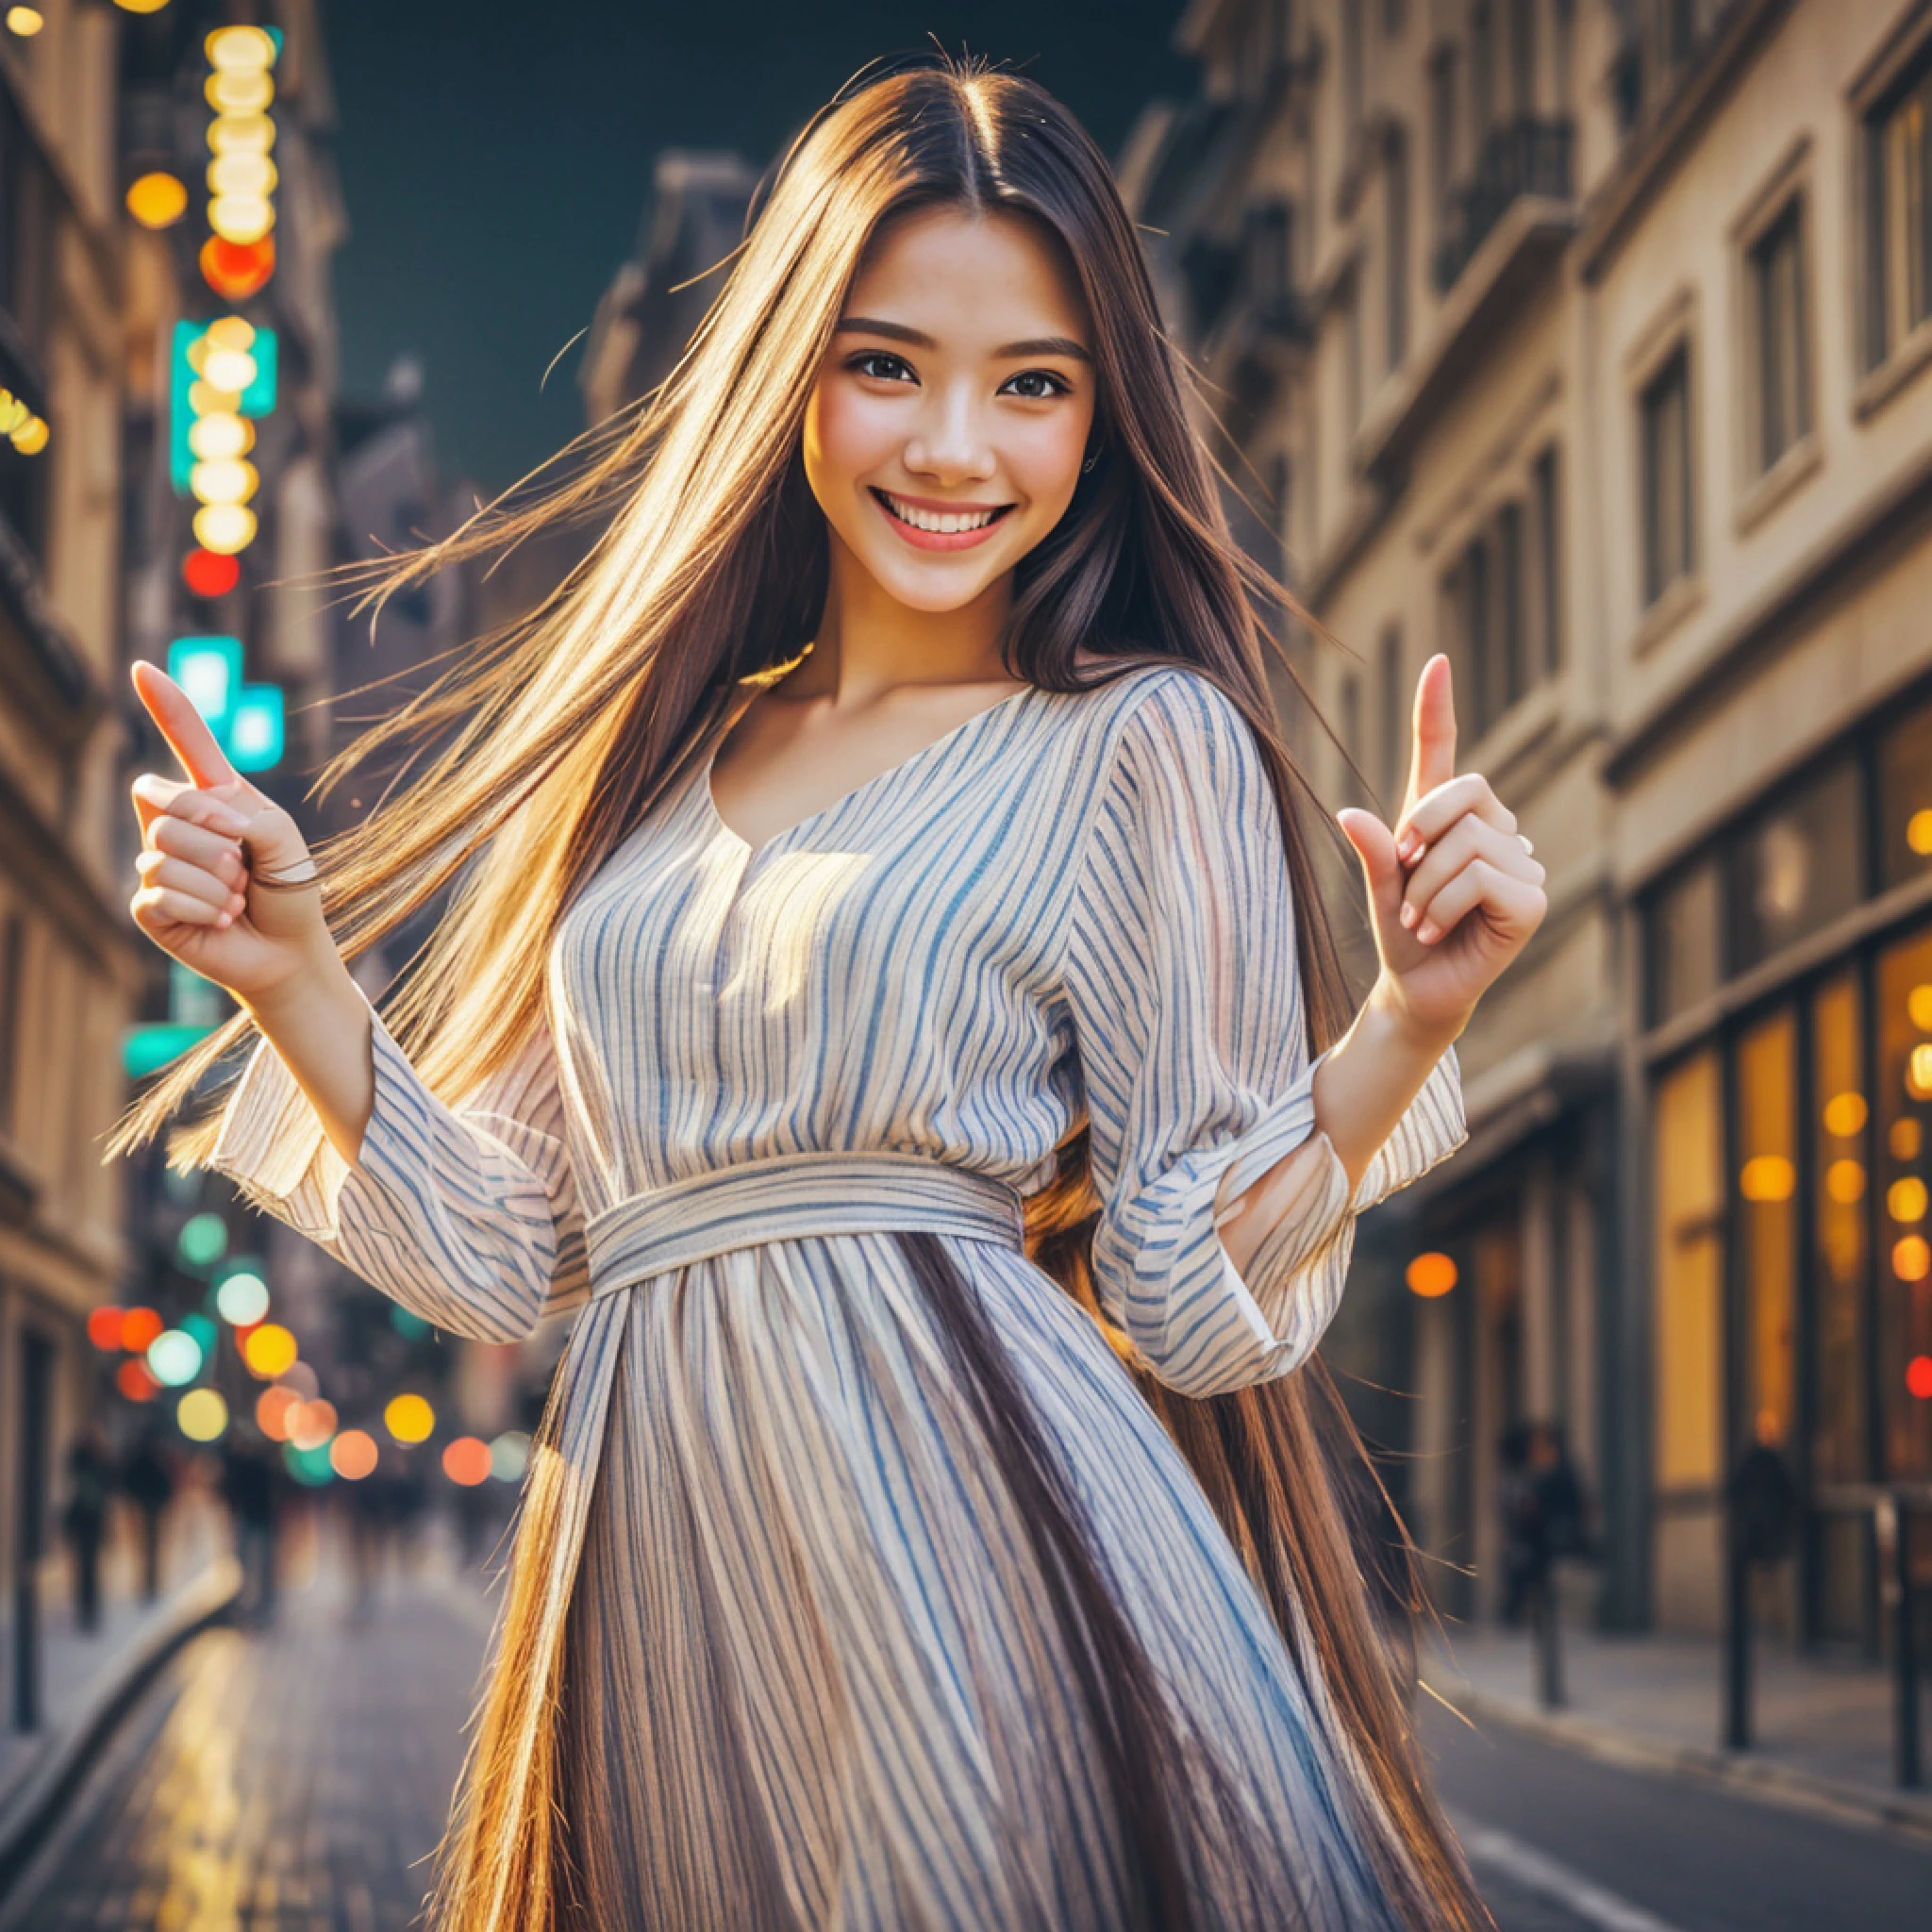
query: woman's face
[{"left": 804, "top": 205, "right": 1098, "bottom": 615}]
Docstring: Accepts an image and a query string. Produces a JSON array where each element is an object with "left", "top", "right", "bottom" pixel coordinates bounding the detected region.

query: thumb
[{"left": 1337, "top": 808, "right": 1406, "bottom": 930}]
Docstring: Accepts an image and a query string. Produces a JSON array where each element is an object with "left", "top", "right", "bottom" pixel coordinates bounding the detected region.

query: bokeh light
[
  {"left": 125, "top": 172, "right": 188, "bottom": 228},
  {"left": 1405, "top": 1252, "right": 1458, "bottom": 1298},
  {"left": 242, "top": 1322, "right": 298, "bottom": 1378},
  {"left": 1825, "top": 1158, "right": 1866, "bottom": 1205},
  {"left": 255, "top": 1384, "right": 300, "bottom": 1441},
  {"left": 117, "top": 1359, "right": 158, "bottom": 1403},
  {"left": 1908, "top": 1043, "right": 1932, "bottom": 1100},
  {"left": 390, "top": 1305, "right": 431, "bottom": 1339},
  {"left": 146, "top": 1329, "right": 203, "bottom": 1387},
  {"left": 8, "top": 412, "right": 47, "bottom": 456},
  {"left": 385, "top": 1393, "right": 435, "bottom": 1444},
  {"left": 120, "top": 1307, "right": 164, "bottom": 1353},
  {"left": 207, "top": 24, "right": 275, "bottom": 70},
  {"left": 1889, "top": 1177, "right": 1929, "bottom": 1224},
  {"left": 1822, "top": 1091, "right": 1867, "bottom": 1138},
  {"left": 188, "top": 409, "right": 254, "bottom": 460},
  {"left": 177, "top": 1211, "right": 228, "bottom": 1269},
  {"left": 276, "top": 1360, "right": 319, "bottom": 1400},
  {"left": 442, "top": 1438, "right": 492, "bottom": 1486},
  {"left": 490, "top": 1430, "right": 531, "bottom": 1482},
  {"left": 1739, "top": 1155, "right": 1796, "bottom": 1202},
  {"left": 282, "top": 1441, "right": 333, "bottom": 1486},
  {"left": 216, "top": 1269, "right": 270, "bottom": 1325},
  {"left": 177, "top": 1389, "right": 228, "bottom": 1441},
  {"left": 1909, "top": 982, "right": 1932, "bottom": 1030},
  {"left": 192, "top": 502, "right": 258, "bottom": 555},
  {"left": 5, "top": 8, "right": 43, "bottom": 36},
  {"left": 200, "top": 234, "right": 275, "bottom": 300},
  {"left": 331, "top": 1430, "right": 379, "bottom": 1480},
  {"left": 1895, "top": 1118, "right": 1924, "bottom": 1161},
  {"left": 1907, "top": 1356, "right": 1932, "bottom": 1402},
  {"left": 287, "top": 1399, "right": 339, "bottom": 1453},
  {"left": 1908, "top": 809, "right": 1932, "bottom": 858},
  {"left": 1893, "top": 1236, "right": 1931, "bottom": 1283},
  {"left": 182, "top": 547, "right": 241, "bottom": 598},
  {"left": 87, "top": 1307, "right": 123, "bottom": 1351}
]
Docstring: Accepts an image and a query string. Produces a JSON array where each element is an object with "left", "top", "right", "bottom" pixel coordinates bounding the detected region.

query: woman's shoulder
[{"left": 1061, "top": 654, "right": 1268, "bottom": 772}]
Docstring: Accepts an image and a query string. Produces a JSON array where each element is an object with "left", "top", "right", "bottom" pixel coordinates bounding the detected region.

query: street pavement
[
  {"left": 6, "top": 1524, "right": 1928, "bottom": 1931},
  {"left": 1424, "top": 1696, "right": 1932, "bottom": 1930},
  {"left": 0, "top": 1517, "right": 494, "bottom": 1932}
]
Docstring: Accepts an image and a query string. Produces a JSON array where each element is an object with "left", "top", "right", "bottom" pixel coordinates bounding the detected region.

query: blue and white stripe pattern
[{"left": 207, "top": 661, "right": 1466, "bottom": 1930}]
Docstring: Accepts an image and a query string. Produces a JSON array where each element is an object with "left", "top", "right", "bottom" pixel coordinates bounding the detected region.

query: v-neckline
[{"left": 702, "top": 680, "right": 1045, "bottom": 865}]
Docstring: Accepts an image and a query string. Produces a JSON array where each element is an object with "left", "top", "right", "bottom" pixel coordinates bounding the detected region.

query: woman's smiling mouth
[{"left": 871, "top": 487, "right": 1017, "bottom": 551}]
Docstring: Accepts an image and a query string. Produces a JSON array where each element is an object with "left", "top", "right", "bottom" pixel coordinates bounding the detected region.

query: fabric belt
[{"left": 585, "top": 1149, "right": 1028, "bottom": 1299}]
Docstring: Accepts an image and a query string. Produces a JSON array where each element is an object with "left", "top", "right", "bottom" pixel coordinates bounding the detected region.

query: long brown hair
[{"left": 110, "top": 54, "right": 1482, "bottom": 1931}]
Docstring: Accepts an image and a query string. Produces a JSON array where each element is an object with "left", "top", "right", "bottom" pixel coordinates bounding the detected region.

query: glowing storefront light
[{"left": 125, "top": 172, "right": 188, "bottom": 228}]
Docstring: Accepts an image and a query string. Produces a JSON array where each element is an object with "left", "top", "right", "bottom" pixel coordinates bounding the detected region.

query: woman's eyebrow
[{"left": 835, "top": 317, "right": 1092, "bottom": 363}]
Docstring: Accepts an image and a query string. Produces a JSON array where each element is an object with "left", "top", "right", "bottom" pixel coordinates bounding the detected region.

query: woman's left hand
[{"left": 1335, "top": 653, "right": 1545, "bottom": 1044}]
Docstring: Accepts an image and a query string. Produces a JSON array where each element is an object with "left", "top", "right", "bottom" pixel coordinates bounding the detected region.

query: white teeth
[{"left": 882, "top": 492, "right": 1000, "bottom": 534}]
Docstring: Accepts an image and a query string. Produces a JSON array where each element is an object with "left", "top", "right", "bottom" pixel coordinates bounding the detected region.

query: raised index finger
[
  {"left": 131, "top": 659, "right": 240, "bottom": 791},
  {"left": 1403, "top": 653, "right": 1457, "bottom": 820}
]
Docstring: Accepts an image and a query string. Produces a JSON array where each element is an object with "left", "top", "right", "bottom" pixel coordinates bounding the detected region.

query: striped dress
[{"left": 206, "top": 661, "right": 1466, "bottom": 1931}]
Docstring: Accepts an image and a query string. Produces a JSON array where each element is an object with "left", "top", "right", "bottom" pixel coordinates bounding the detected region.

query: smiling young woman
[{"left": 112, "top": 54, "right": 1540, "bottom": 1932}]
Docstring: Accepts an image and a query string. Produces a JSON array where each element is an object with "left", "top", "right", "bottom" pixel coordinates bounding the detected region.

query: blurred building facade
[{"left": 1126, "top": 0, "right": 1932, "bottom": 1646}]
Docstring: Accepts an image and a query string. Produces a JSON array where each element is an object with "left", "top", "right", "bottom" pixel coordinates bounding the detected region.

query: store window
[
  {"left": 1876, "top": 924, "right": 1932, "bottom": 1481},
  {"left": 1655, "top": 1049, "right": 1724, "bottom": 1495},
  {"left": 1812, "top": 974, "right": 1871, "bottom": 1485},
  {"left": 1728, "top": 756, "right": 1863, "bottom": 975},
  {"left": 1737, "top": 1008, "right": 1798, "bottom": 1452}
]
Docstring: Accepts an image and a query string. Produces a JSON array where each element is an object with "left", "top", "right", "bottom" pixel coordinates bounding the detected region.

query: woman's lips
[{"left": 870, "top": 487, "right": 1017, "bottom": 553}]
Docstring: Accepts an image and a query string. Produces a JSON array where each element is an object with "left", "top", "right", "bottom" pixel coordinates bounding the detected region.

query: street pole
[{"left": 1875, "top": 1494, "right": 1921, "bottom": 1789}]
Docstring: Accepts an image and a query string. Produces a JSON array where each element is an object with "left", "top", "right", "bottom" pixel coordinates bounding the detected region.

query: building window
[
  {"left": 1497, "top": 499, "right": 1527, "bottom": 715},
  {"left": 1728, "top": 755, "right": 1863, "bottom": 975},
  {"left": 1640, "top": 344, "right": 1694, "bottom": 606},
  {"left": 1749, "top": 198, "right": 1809, "bottom": 472},
  {"left": 1379, "top": 624, "right": 1407, "bottom": 802},
  {"left": 1532, "top": 443, "right": 1562, "bottom": 675},
  {"left": 1876, "top": 923, "right": 1932, "bottom": 1481},
  {"left": 1429, "top": 48, "right": 1458, "bottom": 224},
  {"left": 1507, "top": 0, "right": 1537, "bottom": 116},
  {"left": 1653, "top": 1048, "right": 1724, "bottom": 1499},
  {"left": 1471, "top": 2, "right": 1497, "bottom": 145},
  {"left": 1878, "top": 692, "right": 1932, "bottom": 891},
  {"left": 1445, "top": 532, "right": 1493, "bottom": 739},
  {"left": 1646, "top": 858, "right": 1722, "bottom": 1026},
  {"left": 1384, "top": 125, "right": 1410, "bottom": 371},
  {"left": 1863, "top": 48, "right": 1932, "bottom": 371}
]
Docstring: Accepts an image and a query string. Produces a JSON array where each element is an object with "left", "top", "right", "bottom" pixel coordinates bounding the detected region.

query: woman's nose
[{"left": 904, "top": 387, "right": 995, "bottom": 485}]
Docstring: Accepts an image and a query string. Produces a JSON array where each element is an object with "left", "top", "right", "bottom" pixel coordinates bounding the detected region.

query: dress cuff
[{"left": 206, "top": 982, "right": 417, "bottom": 1245}]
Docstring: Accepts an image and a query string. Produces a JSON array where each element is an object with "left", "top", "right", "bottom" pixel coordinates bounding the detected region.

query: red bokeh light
[
  {"left": 120, "top": 1307, "right": 164, "bottom": 1353},
  {"left": 199, "top": 233, "right": 275, "bottom": 301},
  {"left": 182, "top": 548, "right": 241, "bottom": 599},
  {"left": 116, "top": 1359, "right": 158, "bottom": 1402},
  {"left": 1907, "top": 1355, "right": 1932, "bottom": 1402},
  {"left": 87, "top": 1307, "right": 124, "bottom": 1351}
]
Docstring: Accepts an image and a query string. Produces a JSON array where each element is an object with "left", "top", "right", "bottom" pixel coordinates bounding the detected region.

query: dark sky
[{"left": 323, "top": 1, "right": 1198, "bottom": 493}]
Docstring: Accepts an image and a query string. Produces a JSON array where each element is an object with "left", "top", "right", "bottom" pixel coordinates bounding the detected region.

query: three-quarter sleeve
[
  {"left": 1061, "top": 671, "right": 1466, "bottom": 1399},
  {"left": 205, "top": 979, "right": 591, "bottom": 1342}
]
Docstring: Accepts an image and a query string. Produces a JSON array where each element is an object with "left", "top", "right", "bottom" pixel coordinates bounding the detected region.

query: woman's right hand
[{"left": 128, "top": 659, "right": 335, "bottom": 1008}]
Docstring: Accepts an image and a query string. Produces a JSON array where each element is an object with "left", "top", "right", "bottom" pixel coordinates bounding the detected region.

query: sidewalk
[
  {"left": 0, "top": 1489, "right": 239, "bottom": 1895},
  {"left": 1424, "top": 1618, "right": 1932, "bottom": 1841}
]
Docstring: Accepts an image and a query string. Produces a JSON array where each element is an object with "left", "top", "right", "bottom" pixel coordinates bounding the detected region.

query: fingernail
[
  {"left": 1399, "top": 901, "right": 1417, "bottom": 928},
  {"left": 216, "top": 910, "right": 232, "bottom": 928},
  {"left": 1416, "top": 919, "right": 1440, "bottom": 943}
]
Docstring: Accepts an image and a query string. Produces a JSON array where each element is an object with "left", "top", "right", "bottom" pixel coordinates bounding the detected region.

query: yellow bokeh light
[
  {"left": 200, "top": 345, "right": 258, "bottom": 392},
  {"left": 187, "top": 379, "right": 242, "bottom": 418},
  {"left": 1910, "top": 984, "right": 1932, "bottom": 1032},
  {"left": 9, "top": 415, "right": 48, "bottom": 456},
  {"left": 242, "top": 1321, "right": 298, "bottom": 1379},
  {"left": 1896, "top": 1118, "right": 1925, "bottom": 1161},
  {"left": 1895, "top": 1235, "right": 1932, "bottom": 1283},
  {"left": 208, "top": 152, "right": 278, "bottom": 200},
  {"left": 1825, "top": 1158, "right": 1867, "bottom": 1206},
  {"left": 205, "top": 69, "right": 274, "bottom": 117},
  {"left": 6, "top": 8, "right": 43, "bottom": 35},
  {"left": 125, "top": 171, "right": 187, "bottom": 228},
  {"left": 208, "top": 113, "right": 275, "bottom": 157},
  {"left": 0, "top": 391, "right": 28, "bottom": 436},
  {"left": 1823, "top": 1091, "right": 1868, "bottom": 1139},
  {"left": 113, "top": 0, "right": 174, "bottom": 12},
  {"left": 208, "top": 194, "right": 275, "bottom": 245},
  {"left": 192, "top": 502, "right": 258, "bottom": 555},
  {"left": 177, "top": 1388, "right": 228, "bottom": 1442},
  {"left": 1909, "top": 808, "right": 1932, "bottom": 858},
  {"left": 386, "top": 1392, "right": 436, "bottom": 1444},
  {"left": 188, "top": 411, "right": 254, "bottom": 461},
  {"left": 191, "top": 457, "right": 258, "bottom": 508},
  {"left": 204, "top": 314, "right": 257, "bottom": 352},
  {"left": 1890, "top": 1176, "right": 1929, "bottom": 1224},
  {"left": 207, "top": 25, "right": 276, "bottom": 72},
  {"left": 1740, "top": 1154, "right": 1796, "bottom": 1202},
  {"left": 1405, "top": 1251, "right": 1458, "bottom": 1298},
  {"left": 1908, "top": 1043, "right": 1932, "bottom": 1100}
]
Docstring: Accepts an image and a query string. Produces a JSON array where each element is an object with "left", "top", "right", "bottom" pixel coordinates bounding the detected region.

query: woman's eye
[
  {"left": 1000, "top": 370, "right": 1071, "bottom": 400},
  {"left": 850, "top": 352, "right": 915, "bottom": 383}
]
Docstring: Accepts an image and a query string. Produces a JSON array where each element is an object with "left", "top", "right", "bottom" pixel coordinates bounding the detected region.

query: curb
[
  {"left": 0, "top": 1555, "right": 242, "bottom": 1904},
  {"left": 1431, "top": 1677, "right": 1932, "bottom": 1847}
]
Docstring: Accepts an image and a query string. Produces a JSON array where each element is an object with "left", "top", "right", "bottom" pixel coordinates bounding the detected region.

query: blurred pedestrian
[
  {"left": 59, "top": 1419, "right": 115, "bottom": 1635},
  {"left": 219, "top": 1430, "right": 280, "bottom": 1628},
  {"left": 120, "top": 1429, "right": 175, "bottom": 1604}
]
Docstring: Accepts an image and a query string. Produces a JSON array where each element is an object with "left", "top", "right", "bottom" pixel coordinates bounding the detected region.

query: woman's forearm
[
  {"left": 239, "top": 942, "right": 378, "bottom": 1169},
  {"left": 1217, "top": 974, "right": 1460, "bottom": 1277}
]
